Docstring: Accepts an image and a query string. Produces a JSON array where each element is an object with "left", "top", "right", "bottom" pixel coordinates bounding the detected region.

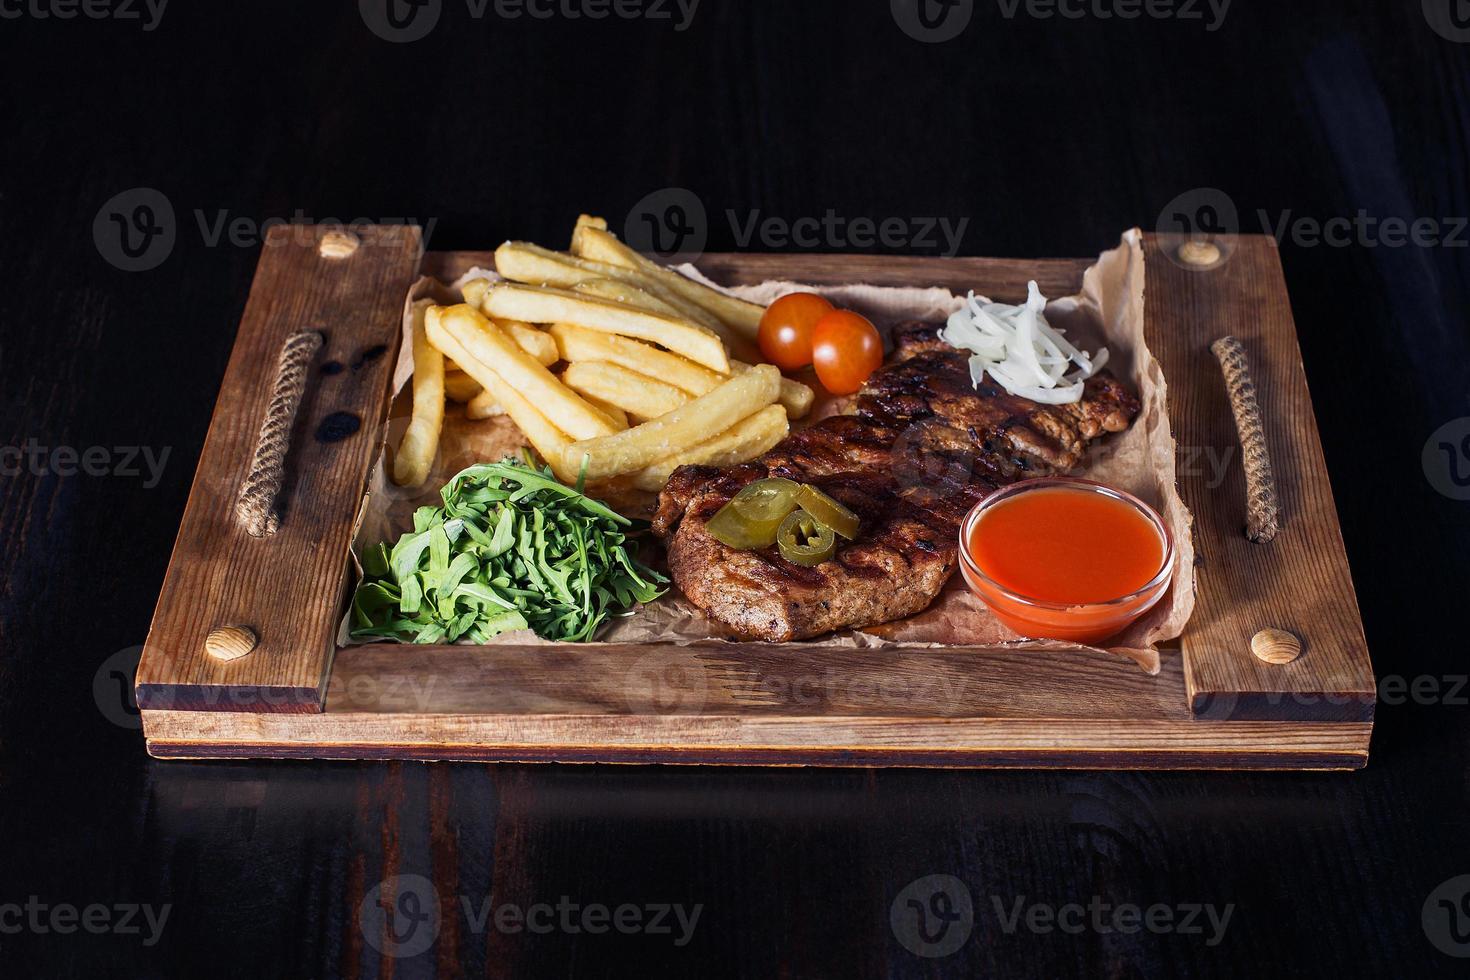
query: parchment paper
[{"left": 350, "top": 230, "right": 1194, "bottom": 674}]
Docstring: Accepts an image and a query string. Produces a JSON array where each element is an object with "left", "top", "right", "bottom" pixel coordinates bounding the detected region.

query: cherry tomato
[
  {"left": 758, "top": 292, "right": 833, "bottom": 371},
  {"left": 811, "top": 310, "right": 882, "bottom": 395}
]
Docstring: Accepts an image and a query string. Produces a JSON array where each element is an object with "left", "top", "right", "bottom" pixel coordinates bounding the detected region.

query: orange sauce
[{"left": 967, "top": 487, "right": 1164, "bottom": 604}]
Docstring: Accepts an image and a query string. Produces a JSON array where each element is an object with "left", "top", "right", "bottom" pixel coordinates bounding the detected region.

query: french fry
[
  {"left": 465, "top": 388, "right": 503, "bottom": 419},
  {"left": 443, "top": 370, "right": 482, "bottom": 403},
  {"left": 732, "top": 362, "right": 814, "bottom": 419},
  {"left": 572, "top": 276, "right": 679, "bottom": 316},
  {"left": 571, "top": 218, "right": 765, "bottom": 342},
  {"left": 548, "top": 322, "right": 725, "bottom": 395},
  {"left": 425, "top": 304, "right": 616, "bottom": 440},
  {"left": 460, "top": 279, "right": 559, "bottom": 365},
  {"left": 577, "top": 392, "right": 628, "bottom": 429},
  {"left": 460, "top": 278, "right": 489, "bottom": 307},
  {"left": 480, "top": 282, "right": 730, "bottom": 372},
  {"left": 562, "top": 361, "right": 689, "bottom": 420},
  {"left": 631, "top": 405, "right": 789, "bottom": 492},
  {"left": 550, "top": 321, "right": 811, "bottom": 418},
  {"left": 501, "top": 319, "right": 558, "bottom": 366},
  {"left": 563, "top": 365, "right": 781, "bottom": 480},
  {"left": 494, "top": 241, "right": 732, "bottom": 339},
  {"left": 476, "top": 369, "right": 578, "bottom": 483},
  {"left": 392, "top": 300, "right": 445, "bottom": 487},
  {"left": 573, "top": 213, "right": 608, "bottom": 237},
  {"left": 464, "top": 379, "right": 620, "bottom": 426}
]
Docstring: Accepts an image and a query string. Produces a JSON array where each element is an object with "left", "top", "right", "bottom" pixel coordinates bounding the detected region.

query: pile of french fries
[{"left": 392, "top": 215, "right": 813, "bottom": 493}]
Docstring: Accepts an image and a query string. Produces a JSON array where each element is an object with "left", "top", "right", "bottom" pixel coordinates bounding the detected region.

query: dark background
[{"left": 2, "top": 1, "right": 1469, "bottom": 976}]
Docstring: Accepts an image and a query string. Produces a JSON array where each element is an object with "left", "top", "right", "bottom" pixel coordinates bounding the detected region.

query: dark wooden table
[{"left": 2, "top": 2, "right": 1468, "bottom": 976}]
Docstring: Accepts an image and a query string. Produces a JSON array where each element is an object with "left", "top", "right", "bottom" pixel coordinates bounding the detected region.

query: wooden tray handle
[
  {"left": 1210, "top": 335, "right": 1280, "bottom": 543},
  {"left": 235, "top": 329, "right": 324, "bottom": 536}
]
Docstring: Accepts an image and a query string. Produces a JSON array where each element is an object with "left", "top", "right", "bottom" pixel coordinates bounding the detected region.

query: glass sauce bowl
[{"left": 957, "top": 477, "right": 1175, "bottom": 645}]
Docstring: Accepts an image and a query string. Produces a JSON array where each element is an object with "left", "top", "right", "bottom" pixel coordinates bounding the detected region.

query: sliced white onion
[{"left": 940, "top": 282, "right": 1108, "bottom": 405}]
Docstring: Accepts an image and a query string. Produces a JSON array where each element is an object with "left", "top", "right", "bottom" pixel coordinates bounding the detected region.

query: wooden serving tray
[{"left": 135, "top": 226, "right": 1375, "bottom": 769}]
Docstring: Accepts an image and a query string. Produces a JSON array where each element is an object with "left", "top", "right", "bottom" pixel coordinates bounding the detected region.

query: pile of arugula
[{"left": 351, "top": 457, "right": 666, "bottom": 644}]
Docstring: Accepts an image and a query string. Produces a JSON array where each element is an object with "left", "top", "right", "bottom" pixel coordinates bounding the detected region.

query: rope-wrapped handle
[
  {"left": 235, "top": 330, "right": 323, "bottom": 537},
  {"left": 1211, "top": 335, "right": 1279, "bottom": 543}
]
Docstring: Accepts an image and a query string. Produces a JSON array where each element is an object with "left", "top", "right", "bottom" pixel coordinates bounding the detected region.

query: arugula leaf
[{"left": 350, "top": 455, "right": 667, "bottom": 644}]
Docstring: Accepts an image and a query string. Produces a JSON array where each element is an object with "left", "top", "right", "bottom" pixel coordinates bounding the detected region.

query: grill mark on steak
[{"left": 653, "top": 321, "right": 1140, "bottom": 642}]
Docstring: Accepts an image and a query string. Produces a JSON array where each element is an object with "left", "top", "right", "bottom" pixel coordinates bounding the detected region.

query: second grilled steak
[{"left": 653, "top": 322, "right": 1140, "bottom": 641}]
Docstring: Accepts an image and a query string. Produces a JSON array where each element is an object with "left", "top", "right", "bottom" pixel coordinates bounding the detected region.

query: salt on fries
[
  {"left": 392, "top": 299, "right": 445, "bottom": 487},
  {"left": 563, "top": 365, "right": 782, "bottom": 481}
]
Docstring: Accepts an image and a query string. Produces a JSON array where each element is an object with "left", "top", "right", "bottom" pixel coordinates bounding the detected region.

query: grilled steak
[{"left": 653, "top": 322, "right": 1140, "bottom": 641}]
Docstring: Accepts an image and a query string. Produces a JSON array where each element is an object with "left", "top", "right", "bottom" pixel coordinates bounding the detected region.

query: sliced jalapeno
[
  {"left": 794, "top": 484, "right": 861, "bottom": 540},
  {"left": 730, "top": 478, "right": 801, "bottom": 524},
  {"left": 777, "top": 510, "right": 837, "bottom": 566},
  {"left": 706, "top": 499, "right": 785, "bottom": 549}
]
